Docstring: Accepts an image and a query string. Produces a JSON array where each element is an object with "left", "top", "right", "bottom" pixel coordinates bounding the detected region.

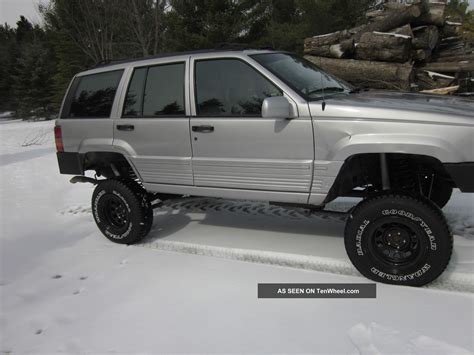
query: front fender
[{"left": 329, "top": 133, "right": 465, "bottom": 163}]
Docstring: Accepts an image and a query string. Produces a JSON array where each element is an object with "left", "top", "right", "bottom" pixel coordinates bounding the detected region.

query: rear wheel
[
  {"left": 91, "top": 179, "right": 153, "bottom": 244},
  {"left": 344, "top": 194, "right": 452, "bottom": 287}
]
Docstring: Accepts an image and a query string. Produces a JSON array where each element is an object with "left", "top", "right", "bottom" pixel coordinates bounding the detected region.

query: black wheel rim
[
  {"left": 101, "top": 194, "right": 129, "bottom": 229},
  {"left": 366, "top": 217, "right": 427, "bottom": 269}
]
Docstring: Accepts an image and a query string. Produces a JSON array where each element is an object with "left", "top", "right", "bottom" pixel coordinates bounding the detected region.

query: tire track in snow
[
  {"left": 59, "top": 197, "right": 474, "bottom": 239},
  {"left": 164, "top": 197, "right": 349, "bottom": 222},
  {"left": 58, "top": 198, "right": 349, "bottom": 222},
  {"left": 135, "top": 238, "right": 474, "bottom": 294},
  {"left": 137, "top": 239, "right": 357, "bottom": 276},
  {"left": 60, "top": 198, "right": 474, "bottom": 293}
]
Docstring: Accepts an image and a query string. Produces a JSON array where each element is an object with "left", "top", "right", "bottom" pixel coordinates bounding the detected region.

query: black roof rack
[{"left": 91, "top": 46, "right": 276, "bottom": 69}]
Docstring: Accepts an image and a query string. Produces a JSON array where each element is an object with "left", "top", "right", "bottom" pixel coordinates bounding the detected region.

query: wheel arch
[
  {"left": 81, "top": 151, "right": 142, "bottom": 180},
  {"left": 329, "top": 134, "right": 465, "bottom": 163},
  {"left": 324, "top": 152, "right": 454, "bottom": 204}
]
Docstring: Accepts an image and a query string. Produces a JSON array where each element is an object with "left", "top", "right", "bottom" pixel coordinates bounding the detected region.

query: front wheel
[
  {"left": 344, "top": 194, "right": 453, "bottom": 287},
  {"left": 91, "top": 179, "right": 153, "bottom": 244}
]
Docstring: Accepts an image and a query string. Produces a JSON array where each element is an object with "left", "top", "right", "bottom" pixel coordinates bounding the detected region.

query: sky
[
  {"left": 0, "top": 0, "right": 473, "bottom": 27},
  {"left": 0, "top": 0, "right": 46, "bottom": 26}
]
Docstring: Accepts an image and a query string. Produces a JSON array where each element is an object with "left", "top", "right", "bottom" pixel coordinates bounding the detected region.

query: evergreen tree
[
  {"left": 39, "top": 10, "right": 89, "bottom": 111},
  {"left": 0, "top": 24, "right": 18, "bottom": 112},
  {"left": 242, "top": 0, "right": 376, "bottom": 53},
  {"left": 1, "top": 0, "right": 384, "bottom": 118},
  {"left": 242, "top": 0, "right": 303, "bottom": 51},
  {"left": 6, "top": 17, "right": 56, "bottom": 118},
  {"left": 164, "top": 0, "right": 253, "bottom": 51},
  {"left": 13, "top": 38, "right": 56, "bottom": 118}
]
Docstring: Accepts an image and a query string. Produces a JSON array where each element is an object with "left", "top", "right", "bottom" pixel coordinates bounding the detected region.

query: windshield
[{"left": 251, "top": 53, "right": 352, "bottom": 100}]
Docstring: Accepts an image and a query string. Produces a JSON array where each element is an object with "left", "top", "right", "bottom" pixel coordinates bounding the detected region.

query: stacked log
[
  {"left": 305, "top": 56, "right": 414, "bottom": 90},
  {"left": 303, "top": 0, "right": 473, "bottom": 96},
  {"left": 355, "top": 32, "right": 413, "bottom": 63}
]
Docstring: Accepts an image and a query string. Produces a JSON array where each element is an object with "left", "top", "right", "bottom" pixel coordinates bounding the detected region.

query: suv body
[{"left": 55, "top": 50, "right": 474, "bottom": 286}]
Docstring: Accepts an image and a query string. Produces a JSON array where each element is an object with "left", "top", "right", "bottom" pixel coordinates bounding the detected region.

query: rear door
[
  {"left": 189, "top": 56, "right": 314, "bottom": 201},
  {"left": 113, "top": 59, "right": 193, "bottom": 186}
]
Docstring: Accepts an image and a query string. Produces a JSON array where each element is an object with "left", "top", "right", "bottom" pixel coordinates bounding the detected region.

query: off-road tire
[
  {"left": 344, "top": 194, "right": 453, "bottom": 287},
  {"left": 91, "top": 179, "right": 153, "bottom": 244}
]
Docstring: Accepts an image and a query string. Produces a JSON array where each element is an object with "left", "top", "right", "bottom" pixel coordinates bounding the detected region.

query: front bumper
[{"left": 444, "top": 163, "right": 474, "bottom": 193}]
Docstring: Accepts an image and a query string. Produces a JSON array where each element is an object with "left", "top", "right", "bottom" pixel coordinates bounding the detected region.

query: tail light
[{"left": 54, "top": 125, "right": 64, "bottom": 152}]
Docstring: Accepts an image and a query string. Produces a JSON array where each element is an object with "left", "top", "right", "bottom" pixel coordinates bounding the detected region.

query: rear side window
[
  {"left": 195, "top": 59, "right": 282, "bottom": 117},
  {"left": 123, "top": 62, "right": 185, "bottom": 117},
  {"left": 123, "top": 68, "right": 147, "bottom": 116},
  {"left": 63, "top": 70, "right": 123, "bottom": 118}
]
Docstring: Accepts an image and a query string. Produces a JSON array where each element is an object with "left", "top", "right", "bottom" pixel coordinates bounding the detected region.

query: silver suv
[{"left": 55, "top": 50, "right": 474, "bottom": 286}]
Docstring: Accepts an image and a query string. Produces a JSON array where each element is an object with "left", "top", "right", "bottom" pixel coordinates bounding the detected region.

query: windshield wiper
[
  {"left": 307, "top": 87, "right": 346, "bottom": 96},
  {"left": 349, "top": 87, "right": 369, "bottom": 94}
]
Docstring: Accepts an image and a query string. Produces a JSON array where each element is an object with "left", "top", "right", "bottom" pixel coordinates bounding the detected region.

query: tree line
[
  {"left": 0, "top": 0, "right": 377, "bottom": 118},
  {"left": 0, "top": 0, "right": 470, "bottom": 118}
]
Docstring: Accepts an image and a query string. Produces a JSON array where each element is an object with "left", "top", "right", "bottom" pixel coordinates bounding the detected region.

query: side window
[
  {"left": 195, "top": 59, "right": 282, "bottom": 117},
  {"left": 64, "top": 70, "right": 123, "bottom": 118},
  {"left": 123, "top": 62, "right": 185, "bottom": 117},
  {"left": 123, "top": 68, "right": 147, "bottom": 116}
]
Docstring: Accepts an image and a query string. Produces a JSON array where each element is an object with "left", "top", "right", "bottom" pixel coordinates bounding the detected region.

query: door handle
[
  {"left": 192, "top": 125, "right": 214, "bottom": 133},
  {"left": 117, "top": 124, "right": 135, "bottom": 131}
]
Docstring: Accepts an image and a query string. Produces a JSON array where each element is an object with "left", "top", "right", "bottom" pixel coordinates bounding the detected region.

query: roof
[
  {"left": 92, "top": 47, "right": 277, "bottom": 69},
  {"left": 76, "top": 48, "right": 278, "bottom": 77}
]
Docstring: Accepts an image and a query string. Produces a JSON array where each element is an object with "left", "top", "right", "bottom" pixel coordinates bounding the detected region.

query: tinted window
[
  {"left": 123, "top": 63, "right": 185, "bottom": 117},
  {"left": 195, "top": 59, "right": 282, "bottom": 117},
  {"left": 123, "top": 68, "right": 147, "bottom": 116},
  {"left": 65, "top": 70, "right": 123, "bottom": 118}
]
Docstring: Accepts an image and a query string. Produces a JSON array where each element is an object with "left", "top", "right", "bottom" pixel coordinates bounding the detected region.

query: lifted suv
[{"left": 55, "top": 50, "right": 474, "bottom": 287}]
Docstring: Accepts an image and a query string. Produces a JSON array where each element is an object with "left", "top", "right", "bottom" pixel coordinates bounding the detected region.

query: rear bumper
[
  {"left": 57, "top": 152, "right": 83, "bottom": 175},
  {"left": 444, "top": 162, "right": 474, "bottom": 193}
]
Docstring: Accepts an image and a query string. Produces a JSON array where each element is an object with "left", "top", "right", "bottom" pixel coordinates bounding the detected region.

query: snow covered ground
[{"left": 1, "top": 120, "right": 473, "bottom": 354}]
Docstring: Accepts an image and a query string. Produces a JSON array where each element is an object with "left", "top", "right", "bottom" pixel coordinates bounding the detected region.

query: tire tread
[
  {"left": 345, "top": 193, "right": 453, "bottom": 286},
  {"left": 92, "top": 179, "right": 153, "bottom": 244}
]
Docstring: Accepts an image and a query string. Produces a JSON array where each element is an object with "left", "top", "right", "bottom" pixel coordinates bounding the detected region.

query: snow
[
  {"left": 373, "top": 31, "right": 412, "bottom": 39},
  {"left": 446, "top": 21, "right": 463, "bottom": 26},
  {"left": 349, "top": 323, "right": 473, "bottom": 355},
  {"left": 0, "top": 112, "right": 14, "bottom": 119},
  {"left": 310, "top": 32, "right": 338, "bottom": 39},
  {"left": 425, "top": 70, "right": 456, "bottom": 80},
  {"left": 1, "top": 120, "right": 473, "bottom": 353}
]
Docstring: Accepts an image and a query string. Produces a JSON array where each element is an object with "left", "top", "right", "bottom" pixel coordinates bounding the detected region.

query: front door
[
  {"left": 113, "top": 60, "right": 193, "bottom": 186},
  {"left": 190, "top": 56, "right": 314, "bottom": 202}
]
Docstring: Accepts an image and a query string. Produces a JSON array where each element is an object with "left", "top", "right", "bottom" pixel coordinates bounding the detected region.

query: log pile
[{"left": 304, "top": 0, "right": 473, "bottom": 96}]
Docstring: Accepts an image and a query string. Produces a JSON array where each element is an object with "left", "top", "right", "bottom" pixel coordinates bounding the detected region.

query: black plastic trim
[
  {"left": 444, "top": 162, "right": 474, "bottom": 192},
  {"left": 57, "top": 152, "right": 84, "bottom": 175}
]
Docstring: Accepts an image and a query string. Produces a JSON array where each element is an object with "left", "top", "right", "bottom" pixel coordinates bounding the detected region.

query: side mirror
[{"left": 262, "top": 96, "right": 297, "bottom": 120}]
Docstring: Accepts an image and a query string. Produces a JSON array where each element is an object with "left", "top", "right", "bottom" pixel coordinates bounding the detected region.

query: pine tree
[
  {"left": 0, "top": 24, "right": 18, "bottom": 112},
  {"left": 13, "top": 40, "right": 56, "bottom": 118},
  {"left": 164, "top": 0, "right": 253, "bottom": 51},
  {"left": 6, "top": 16, "right": 56, "bottom": 119}
]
